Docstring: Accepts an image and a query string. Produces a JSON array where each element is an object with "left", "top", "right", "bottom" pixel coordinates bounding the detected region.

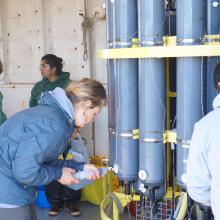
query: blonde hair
[{"left": 66, "top": 78, "right": 107, "bottom": 108}]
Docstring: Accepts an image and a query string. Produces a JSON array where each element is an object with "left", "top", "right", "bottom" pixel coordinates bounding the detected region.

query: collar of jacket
[{"left": 40, "top": 92, "right": 75, "bottom": 134}]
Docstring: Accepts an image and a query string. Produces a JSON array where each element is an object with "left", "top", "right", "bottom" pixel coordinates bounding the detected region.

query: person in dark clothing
[
  {"left": 29, "top": 54, "right": 81, "bottom": 217},
  {"left": 45, "top": 138, "right": 82, "bottom": 217},
  {"left": 0, "top": 59, "right": 7, "bottom": 125},
  {"left": 29, "top": 54, "right": 71, "bottom": 107}
]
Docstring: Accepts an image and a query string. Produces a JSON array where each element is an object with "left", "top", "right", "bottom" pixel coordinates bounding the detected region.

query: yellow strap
[{"left": 100, "top": 197, "right": 112, "bottom": 220}]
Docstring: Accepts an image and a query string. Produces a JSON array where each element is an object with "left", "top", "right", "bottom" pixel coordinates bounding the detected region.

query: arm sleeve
[
  {"left": 29, "top": 95, "right": 38, "bottom": 107},
  {"left": 0, "top": 111, "right": 6, "bottom": 125},
  {"left": 12, "top": 133, "right": 63, "bottom": 186},
  {"left": 207, "top": 136, "right": 220, "bottom": 219},
  {"left": 29, "top": 85, "right": 38, "bottom": 107},
  {"left": 0, "top": 93, "right": 6, "bottom": 124},
  {"left": 46, "top": 159, "right": 85, "bottom": 171}
]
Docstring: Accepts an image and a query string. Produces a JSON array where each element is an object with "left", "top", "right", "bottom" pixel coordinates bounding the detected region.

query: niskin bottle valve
[
  {"left": 213, "top": 1, "right": 219, "bottom": 7},
  {"left": 113, "top": 164, "right": 119, "bottom": 174},
  {"left": 139, "top": 183, "right": 147, "bottom": 193},
  {"left": 138, "top": 170, "right": 147, "bottom": 181}
]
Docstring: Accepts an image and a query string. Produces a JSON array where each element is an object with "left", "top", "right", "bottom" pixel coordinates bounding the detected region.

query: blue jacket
[{"left": 0, "top": 90, "right": 84, "bottom": 206}]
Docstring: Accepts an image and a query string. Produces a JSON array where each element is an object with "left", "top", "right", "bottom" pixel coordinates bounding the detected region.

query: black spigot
[
  {"left": 149, "top": 188, "right": 156, "bottom": 202},
  {"left": 125, "top": 183, "right": 131, "bottom": 195}
]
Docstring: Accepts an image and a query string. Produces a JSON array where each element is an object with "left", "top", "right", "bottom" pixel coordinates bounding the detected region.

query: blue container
[{"left": 35, "top": 185, "right": 51, "bottom": 209}]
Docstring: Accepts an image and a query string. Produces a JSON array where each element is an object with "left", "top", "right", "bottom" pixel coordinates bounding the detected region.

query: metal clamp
[
  {"left": 176, "top": 37, "right": 203, "bottom": 45},
  {"left": 109, "top": 129, "right": 139, "bottom": 140},
  {"left": 139, "top": 130, "right": 163, "bottom": 143},
  {"left": 139, "top": 40, "right": 164, "bottom": 47},
  {"left": 139, "top": 137, "right": 163, "bottom": 143},
  {"left": 109, "top": 127, "right": 115, "bottom": 135},
  {"left": 141, "top": 130, "right": 163, "bottom": 134},
  {"left": 132, "top": 38, "right": 139, "bottom": 48},
  {"left": 119, "top": 132, "right": 134, "bottom": 138},
  {"left": 163, "top": 36, "right": 177, "bottom": 46},
  {"left": 163, "top": 130, "right": 177, "bottom": 144},
  {"left": 107, "top": 41, "right": 133, "bottom": 48},
  {"left": 204, "top": 34, "right": 220, "bottom": 45},
  {"left": 177, "top": 138, "right": 191, "bottom": 145}
]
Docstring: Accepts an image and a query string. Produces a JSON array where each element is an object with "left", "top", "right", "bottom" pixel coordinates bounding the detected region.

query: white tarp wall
[{"left": 0, "top": 0, "right": 108, "bottom": 156}]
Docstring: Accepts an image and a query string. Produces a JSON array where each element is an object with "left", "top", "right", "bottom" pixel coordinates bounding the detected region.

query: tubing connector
[
  {"left": 148, "top": 188, "right": 156, "bottom": 202},
  {"left": 112, "top": 164, "right": 119, "bottom": 174},
  {"left": 139, "top": 183, "right": 147, "bottom": 194},
  {"left": 125, "top": 183, "right": 131, "bottom": 195}
]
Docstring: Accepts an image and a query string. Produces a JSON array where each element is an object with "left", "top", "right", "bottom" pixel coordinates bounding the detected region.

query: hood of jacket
[{"left": 40, "top": 87, "right": 74, "bottom": 124}]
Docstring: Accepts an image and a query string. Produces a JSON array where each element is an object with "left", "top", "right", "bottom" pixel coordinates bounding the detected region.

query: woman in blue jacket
[{"left": 0, "top": 78, "right": 107, "bottom": 220}]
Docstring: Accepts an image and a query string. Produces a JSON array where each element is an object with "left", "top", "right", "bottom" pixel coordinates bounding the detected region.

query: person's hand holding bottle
[
  {"left": 83, "top": 164, "right": 100, "bottom": 180},
  {"left": 58, "top": 167, "right": 80, "bottom": 185}
]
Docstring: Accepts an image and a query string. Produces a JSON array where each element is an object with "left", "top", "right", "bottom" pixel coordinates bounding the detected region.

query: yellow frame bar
[
  {"left": 98, "top": 45, "right": 220, "bottom": 59},
  {"left": 100, "top": 189, "right": 181, "bottom": 220}
]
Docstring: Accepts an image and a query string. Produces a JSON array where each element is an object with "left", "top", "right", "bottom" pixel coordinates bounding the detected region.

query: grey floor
[{"left": 36, "top": 202, "right": 135, "bottom": 220}]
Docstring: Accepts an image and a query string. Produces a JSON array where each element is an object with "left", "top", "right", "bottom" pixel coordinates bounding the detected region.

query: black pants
[
  {"left": 190, "top": 201, "right": 214, "bottom": 220},
  {"left": 45, "top": 181, "right": 81, "bottom": 208}
]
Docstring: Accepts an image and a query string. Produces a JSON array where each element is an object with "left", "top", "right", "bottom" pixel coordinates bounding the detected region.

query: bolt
[{"left": 213, "top": 1, "right": 219, "bottom": 7}]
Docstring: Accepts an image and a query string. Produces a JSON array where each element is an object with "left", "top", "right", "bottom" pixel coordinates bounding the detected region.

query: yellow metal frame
[
  {"left": 163, "top": 36, "right": 177, "bottom": 46},
  {"left": 204, "top": 34, "right": 220, "bottom": 45},
  {"left": 133, "top": 129, "right": 139, "bottom": 139},
  {"left": 164, "top": 130, "right": 177, "bottom": 144},
  {"left": 101, "top": 196, "right": 112, "bottom": 220},
  {"left": 165, "top": 57, "right": 176, "bottom": 181},
  {"left": 123, "top": 129, "right": 177, "bottom": 144},
  {"left": 99, "top": 35, "right": 220, "bottom": 59},
  {"left": 100, "top": 188, "right": 181, "bottom": 220},
  {"left": 98, "top": 44, "right": 220, "bottom": 59},
  {"left": 99, "top": 35, "right": 217, "bottom": 220}
]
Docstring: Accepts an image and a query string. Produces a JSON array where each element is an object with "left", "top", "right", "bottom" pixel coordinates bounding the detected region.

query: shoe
[
  {"left": 65, "top": 203, "right": 81, "bottom": 216},
  {"left": 48, "top": 204, "right": 61, "bottom": 216}
]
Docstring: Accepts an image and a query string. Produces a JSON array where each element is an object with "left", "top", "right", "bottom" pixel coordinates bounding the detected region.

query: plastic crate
[{"left": 136, "top": 198, "right": 173, "bottom": 220}]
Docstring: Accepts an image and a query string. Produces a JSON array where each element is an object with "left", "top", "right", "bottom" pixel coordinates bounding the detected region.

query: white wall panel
[
  {"left": 0, "top": 0, "right": 45, "bottom": 83},
  {"left": 0, "top": 0, "right": 109, "bottom": 157},
  {"left": 85, "top": 0, "right": 107, "bottom": 84},
  {"left": 0, "top": 85, "right": 32, "bottom": 116},
  {"left": 42, "top": 0, "right": 91, "bottom": 80}
]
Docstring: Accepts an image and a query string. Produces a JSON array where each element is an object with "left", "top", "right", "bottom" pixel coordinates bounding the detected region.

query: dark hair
[
  {"left": 214, "top": 62, "right": 220, "bottom": 90},
  {"left": 0, "top": 60, "right": 3, "bottom": 74},
  {"left": 66, "top": 78, "right": 107, "bottom": 108},
  {"left": 41, "top": 54, "right": 63, "bottom": 75}
]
